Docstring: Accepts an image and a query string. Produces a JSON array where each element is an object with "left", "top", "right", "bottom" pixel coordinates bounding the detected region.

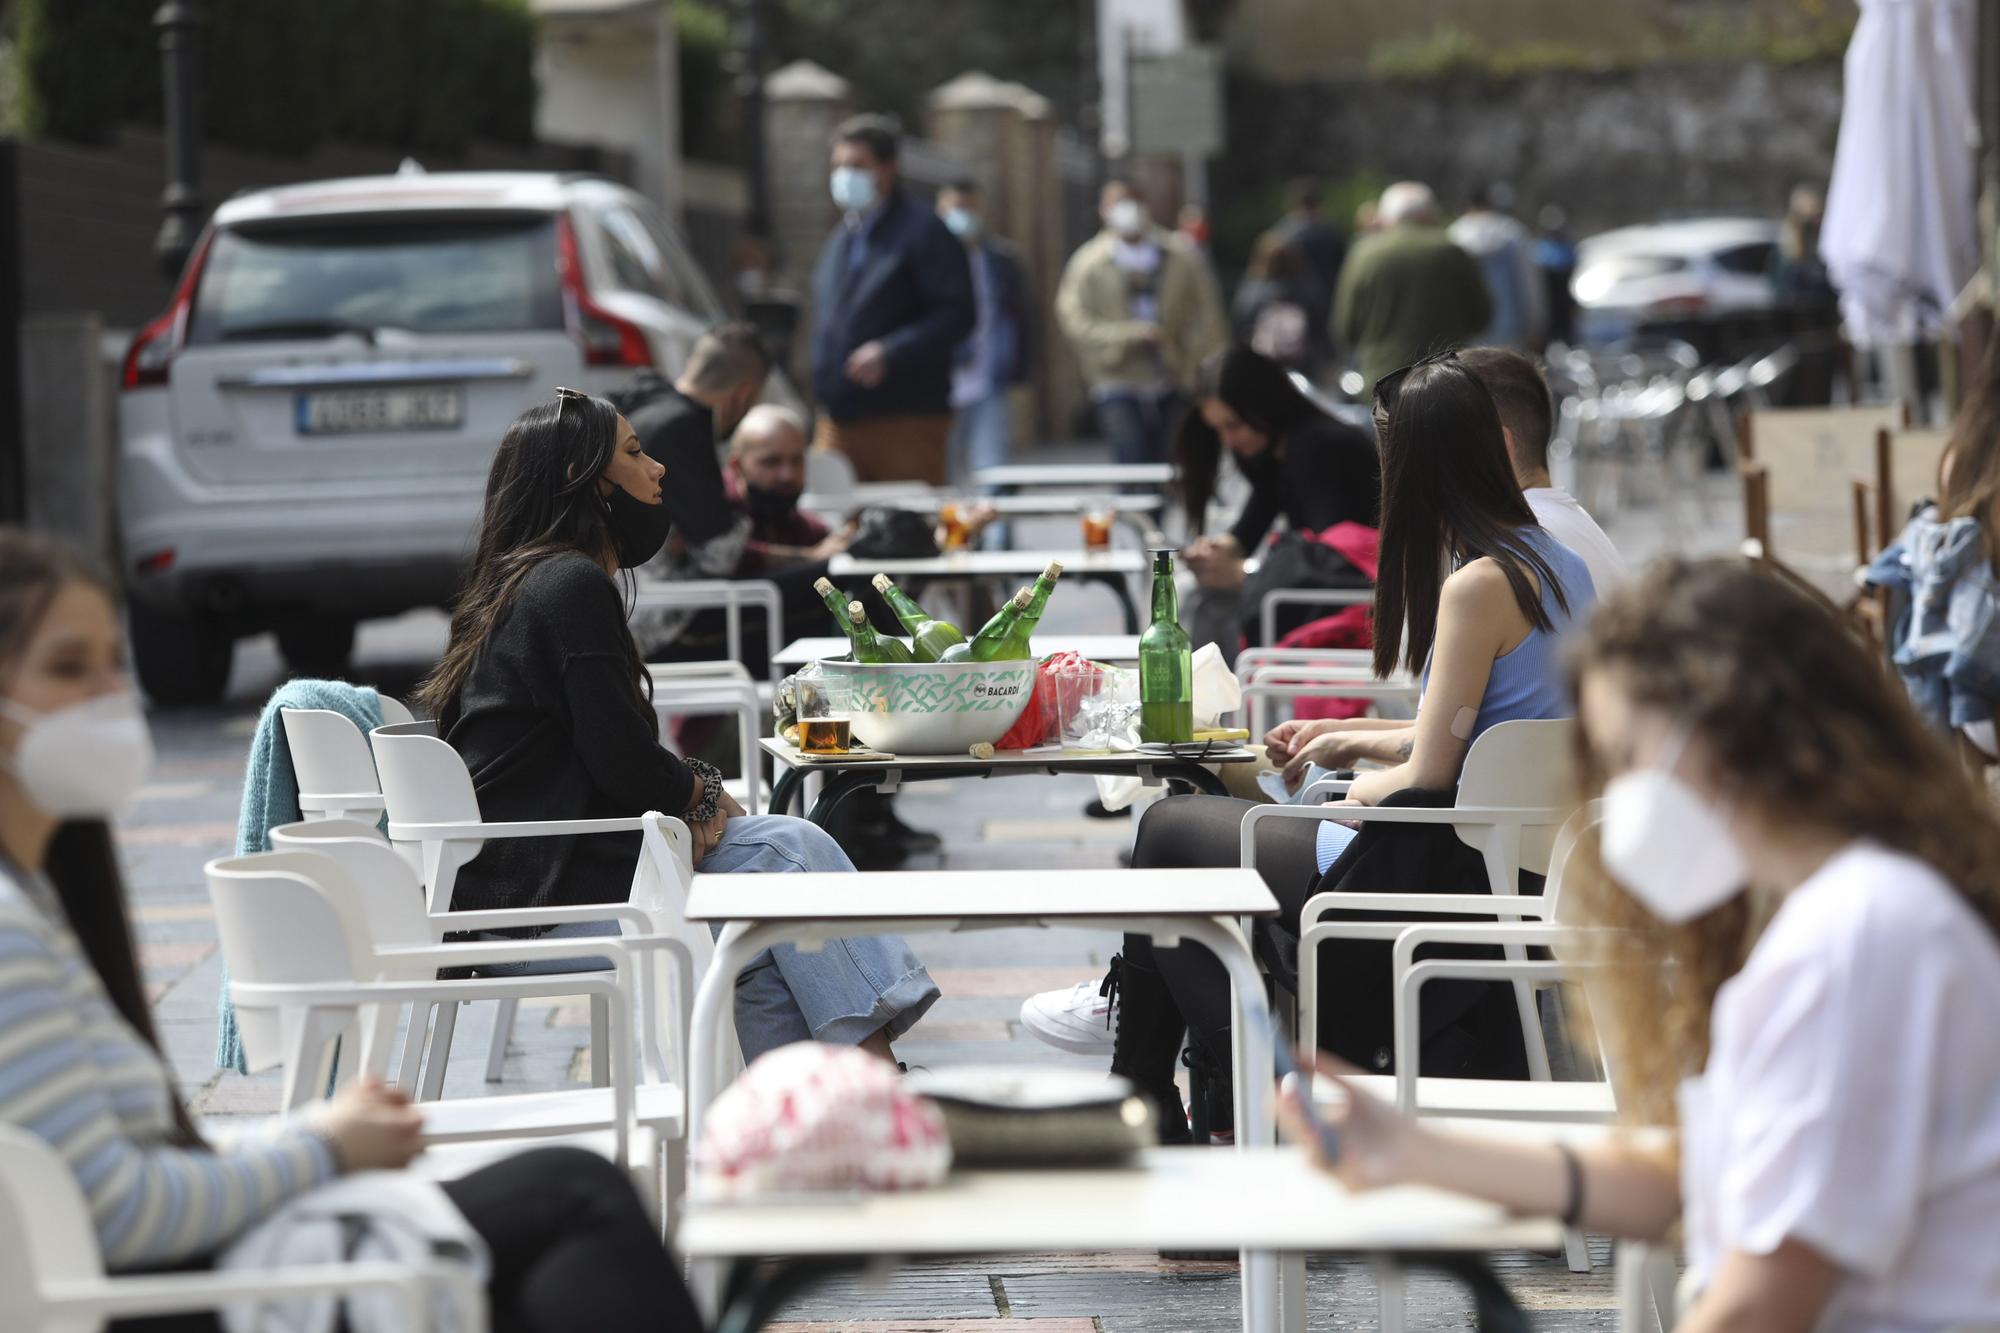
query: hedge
[{"left": 21, "top": 0, "right": 535, "bottom": 154}]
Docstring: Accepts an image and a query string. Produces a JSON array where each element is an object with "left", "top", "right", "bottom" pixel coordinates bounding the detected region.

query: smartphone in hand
[{"left": 1272, "top": 1022, "right": 1342, "bottom": 1163}]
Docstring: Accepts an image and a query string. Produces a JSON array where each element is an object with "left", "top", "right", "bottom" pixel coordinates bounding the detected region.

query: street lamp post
[
  {"left": 732, "top": 0, "right": 770, "bottom": 238},
  {"left": 152, "top": 0, "right": 206, "bottom": 283}
]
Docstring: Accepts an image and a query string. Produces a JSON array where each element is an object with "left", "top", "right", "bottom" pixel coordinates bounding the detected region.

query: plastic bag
[{"left": 1093, "top": 643, "right": 1240, "bottom": 813}]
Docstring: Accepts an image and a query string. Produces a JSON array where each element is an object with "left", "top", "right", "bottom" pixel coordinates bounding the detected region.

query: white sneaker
[{"left": 1020, "top": 978, "right": 1118, "bottom": 1055}]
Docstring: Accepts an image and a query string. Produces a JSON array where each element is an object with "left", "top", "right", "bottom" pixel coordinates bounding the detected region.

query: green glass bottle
[
  {"left": 845, "top": 600, "right": 915, "bottom": 663},
  {"left": 1139, "top": 549, "right": 1193, "bottom": 743},
  {"left": 813, "top": 576, "right": 910, "bottom": 662},
  {"left": 968, "top": 561, "right": 1062, "bottom": 662},
  {"left": 872, "top": 573, "right": 965, "bottom": 662}
]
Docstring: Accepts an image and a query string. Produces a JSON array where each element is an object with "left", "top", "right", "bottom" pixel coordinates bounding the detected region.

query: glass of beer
[
  {"left": 939, "top": 501, "right": 971, "bottom": 551},
  {"left": 795, "top": 676, "right": 852, "bottom": 754},
  {"left": 1080, "top": 497, "right": 1114, "bottom": 552}
]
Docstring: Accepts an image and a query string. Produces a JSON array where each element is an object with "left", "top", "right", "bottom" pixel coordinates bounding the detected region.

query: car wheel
[
  {"left": 275, "top": 616, "right": 357, "bottom": 681},
  {"left": 129, "top": 602, "right": 234, "bottom": 708}
]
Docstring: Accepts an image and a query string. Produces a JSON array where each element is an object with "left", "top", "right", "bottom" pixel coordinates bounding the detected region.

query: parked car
[
  {"left": 118, "top": 169, "right": 787, "bottom": 705},
  {"left": 1570, "top": 217, "right": 1782, "bottom": 351}
]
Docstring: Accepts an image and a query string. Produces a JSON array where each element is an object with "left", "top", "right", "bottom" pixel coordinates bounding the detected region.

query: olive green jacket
[{"left": 1056, "top": 227, "right": 1227, "bottom": 394}]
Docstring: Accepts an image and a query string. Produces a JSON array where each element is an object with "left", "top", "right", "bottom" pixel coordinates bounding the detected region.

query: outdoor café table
[
  {"left": 771, "top": 633, "right": 1143, "bottom": 672},
  {"left": 800, "top": 490, "right": 1167, "bottom": 544},
  {"left": 760, "top": 735, "right": 1259, "bottom": 828},
  {"left": 674, "top": 1144, "right": 1561, "bottom": 1333},
  {"left": 827, "top": 548, "right": 1149, "bottom": 632},
  {"left": 973, "top": 461, "right": 1177, "bottom": 494},
  {"left": 683, "top": 867, "right": 1298, "bottom": 1332}
]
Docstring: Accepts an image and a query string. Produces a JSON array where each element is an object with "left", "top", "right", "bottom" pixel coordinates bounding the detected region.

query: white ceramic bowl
[{"left": 815, "top": 657, "right": 1037, "bottom": 755}]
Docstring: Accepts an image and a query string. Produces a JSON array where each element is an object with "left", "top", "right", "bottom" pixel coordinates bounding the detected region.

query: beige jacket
[{"left": 1056, "top": 227, "right": 1227, "bottom": 393}]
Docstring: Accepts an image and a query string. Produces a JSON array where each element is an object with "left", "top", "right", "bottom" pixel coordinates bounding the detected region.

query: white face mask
[
  {"left": 1, "top": 693, "right": 155, "bottom": 819},
  {"left": 1599, "top": 731, "right": 1746, "bottom": 923},
  {"left": 1106, "top": 198, "right": 1148, "bottom": 238},
  {"left": 830, "top": 166, "right": 879, "bottom": 214}
]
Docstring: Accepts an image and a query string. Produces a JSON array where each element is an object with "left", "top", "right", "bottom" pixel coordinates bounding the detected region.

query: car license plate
[{"left": 295, "top": 387, "right": 463, "bottom": 435}]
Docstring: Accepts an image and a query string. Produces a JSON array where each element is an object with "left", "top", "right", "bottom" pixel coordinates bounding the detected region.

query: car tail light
[
  {"left": 1645, "top": 293, "right": 1709, "bottom": 320},
  {"left": 555, "top": 213, "right": 655, "bottom": 369},
  {"left": 121, "top": 229, "right": 215, "bottom": 390},
  {"left": 134, "top": 548, "right": 175, "bottom": 576}
]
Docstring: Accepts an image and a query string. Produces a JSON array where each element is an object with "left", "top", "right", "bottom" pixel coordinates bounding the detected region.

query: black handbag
[
  {"left": 846, "top": 506, "right": 939, "bottom": 560},
  {"left": 1239, "top": 530, "right": 1372, "bottom": 645}
]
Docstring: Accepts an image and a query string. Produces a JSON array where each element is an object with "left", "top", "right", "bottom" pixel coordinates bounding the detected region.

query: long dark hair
[
  {"left": 1172, "top": 345, "right": 1321, "bottom": 533},
  {"left": 0, "top": 531, "right": 203, "bottom": 1145},
  {"left": 416, "top": 392, "right": 652, "bottom": 727},
  {"left": 1373, "top": 358, "right": 1565, "bottom": 677},
  {"left": 1941, "top": 332, "right": 2000, "bottom": 570}
]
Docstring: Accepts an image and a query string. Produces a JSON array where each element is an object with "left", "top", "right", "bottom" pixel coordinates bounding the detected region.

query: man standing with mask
[
  {"left": 810, "top": 115, "right": 975, "bottom": 486},
  {"left": 1057, "top": 180, "right": 1226, "bottom": 465},
  {"left": 936, "top": 178, "right": 1031, "bottom": 487}
]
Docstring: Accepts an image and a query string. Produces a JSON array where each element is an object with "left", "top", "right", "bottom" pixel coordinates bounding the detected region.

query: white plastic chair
[
  {"left": 628, "top": 578, "right": 784, "bottom": 689},
  {"left": 279, "top": 695, "right": 415, "bottom": 823},
  {"left": 370, "top": 722, "right": 721, "bottom": 1098},
  {"left": 645, "top": 665, "right": 764, "bottom": 814},
  {"left": 804, "top": 446, "right": 858, "bottom": 495},
  {"left": 0, "top": 1125, "right": 476, "bottom": 1333},
  {"left": 1242, "top": 719, "right": 1577, "bottom": 1080}
]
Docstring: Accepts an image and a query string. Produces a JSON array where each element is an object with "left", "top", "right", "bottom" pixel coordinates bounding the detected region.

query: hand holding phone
[{"left": 1271, "top": 1020, "right": 1341, "bottom": 1164}]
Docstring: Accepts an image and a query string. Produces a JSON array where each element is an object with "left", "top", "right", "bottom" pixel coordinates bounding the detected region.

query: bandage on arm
[{"left": 1449, "top": 705, "right": 1478, "bottom": 742}]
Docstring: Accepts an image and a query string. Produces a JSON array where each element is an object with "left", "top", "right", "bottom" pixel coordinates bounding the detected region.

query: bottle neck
[{"left": 1150, "top": 562, "right": 1178, "bottom": 624}]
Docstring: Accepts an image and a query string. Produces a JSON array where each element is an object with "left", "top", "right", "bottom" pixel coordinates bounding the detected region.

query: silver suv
[{"left": 119, "top": 169, "right": 737, "bottom": 704}]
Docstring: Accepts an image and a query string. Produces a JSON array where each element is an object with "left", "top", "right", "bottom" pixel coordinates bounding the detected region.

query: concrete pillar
[
  {"left": 21, "top": 313, "right": 116, "bottom": 572},
  {"left": 764, "top": 60, "right": 851, "bottom": 391}
]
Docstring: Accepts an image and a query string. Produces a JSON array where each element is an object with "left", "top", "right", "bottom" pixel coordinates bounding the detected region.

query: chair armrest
[
  {"left": 428, "top": 903, "right": 655, "bottom": 937},
  {"left": 649, "top": 660, "right": 753, "bottom": 685},
  {"left": 229, "top": 972, "right": 626, "bottom": 1008},
  {"left": 1300, "top": 891, "right": 1551, "bottom": 929},
  {"left": 389, "top": 814, "right": 671, "bottom": 842},
  {"left": 1298, "top": 775, "right": 1353, "bottom": 802},
  {"left": 1390, "top": 922, "right": 1598, "bottom": 976},
  {"left": 374, "top": 938, "right": 642, "bottom": 973},
  {"left": 1260, "top": 587, "right": 1373, "bottom": 646},
  {"left": 1238, "top": 801, "right": 1566, "bottom": 868},
  {"left": 1394, "top": 957, "right": 1575, "bottom": 1109},
  {"left": 41, "top": 1263, "right": 460, "bottom": 1320}
]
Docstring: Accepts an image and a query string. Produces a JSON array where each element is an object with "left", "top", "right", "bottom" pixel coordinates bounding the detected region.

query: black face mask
[
  {"left": 601, "top": 486, "right": 672, "bottom": 568},
  {"left": 741, "top": 482, "right": 802, "bottom": 523}
]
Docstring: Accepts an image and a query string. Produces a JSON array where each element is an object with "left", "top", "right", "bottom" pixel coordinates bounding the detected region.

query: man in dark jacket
[
  {"left": 935, "top": 178, "right": 1032, "bottom": 486},
  {"left": 810, "top": 114, "right": 975, "bottom": 485}
]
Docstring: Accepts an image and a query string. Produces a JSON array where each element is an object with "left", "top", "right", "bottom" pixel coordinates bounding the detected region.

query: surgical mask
[
  {"left": 942, "top": 207, "right": 982, "bottom": 240},
  {"left": 601, "top": 486, "right": 672, "bottom": 569},
  {"left": 741, "top": 482, "right": 803, "bottom": 524},
  {"left": 1106, "top": 199, "right": 1147, "bottom": 239},
  {"left": 1, "top": 693, "right": 155, "bottom": 819},
  {"left": 830, "top": 166, "right": 878, "bottom": 214},
  {"left": 1599, "top": 731, "right": 1746, "bottom": 923}
]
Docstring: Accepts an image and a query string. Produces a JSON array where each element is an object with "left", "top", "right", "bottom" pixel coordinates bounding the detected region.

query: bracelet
[
  {"left": 683, "top": 756, "right": 723, "bottom": 824},
  {"left": 1554, "top": 1141, "right": 1585, "bottom": 1227}
]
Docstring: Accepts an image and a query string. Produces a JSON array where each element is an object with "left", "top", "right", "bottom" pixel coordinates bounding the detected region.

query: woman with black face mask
[{"left": 415, "top": 389, "right": 939, "bottom": 1064}]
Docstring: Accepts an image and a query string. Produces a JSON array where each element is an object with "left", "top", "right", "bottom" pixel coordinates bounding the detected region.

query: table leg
[
  {"left": 1082, "top": 570, "right": 1142, "bottom": 634},
  {"left": 770, "top": 766, "right": 804, "bottom": 817},
  {"left": 1280, "top": 1252, "right": 1308, "bottom": 1333},
  {"left": 1158, "top": 759, "right": 1232, "bottom": 797},
  {"left": 805, "top": 769, "right": 882, "bottom": 827}
]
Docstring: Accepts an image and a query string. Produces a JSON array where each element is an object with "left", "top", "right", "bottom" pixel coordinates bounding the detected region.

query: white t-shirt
[
  {"left": 1678, "top": 842, "right": 2000, "bottom": 1333},
  {"left": 1525, "top": 487, "right": 1625, "bottom": 597}
]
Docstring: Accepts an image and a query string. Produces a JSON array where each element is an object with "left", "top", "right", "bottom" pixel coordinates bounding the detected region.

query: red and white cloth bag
[{"left": 693, "top": 1042, "right": 953, "bottom": 1200}]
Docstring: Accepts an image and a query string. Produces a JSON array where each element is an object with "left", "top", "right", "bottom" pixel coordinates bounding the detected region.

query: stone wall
[{"left": 1218, "top": 59, "right": 1845, "bottom": 234}]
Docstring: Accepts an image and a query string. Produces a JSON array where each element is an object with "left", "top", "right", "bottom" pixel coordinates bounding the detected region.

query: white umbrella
[{"left": 1820, "top": 0, "right": 1980, "bottom": 348}]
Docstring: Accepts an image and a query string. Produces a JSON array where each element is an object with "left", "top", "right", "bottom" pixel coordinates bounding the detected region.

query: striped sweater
[{"left": 0, "top": 866, "right": 334, "bottom": 1268}]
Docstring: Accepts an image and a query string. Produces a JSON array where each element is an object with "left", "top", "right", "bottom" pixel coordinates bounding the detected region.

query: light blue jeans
[
  {"left": 950, "top": 390, "right": 1014, "bottom": 550},
  {"left": 476, "top": 815, "right": 940, "bottom": 1062}
]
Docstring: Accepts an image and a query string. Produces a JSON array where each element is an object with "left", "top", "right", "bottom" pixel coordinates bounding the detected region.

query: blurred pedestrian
[
  {"left": 936, "top": 179, "right": 1032, "bottom": 487},
  {"left": 1774, "top": 183, "right": 1842, "bottom": 406},
  {"left": 1275, "top": 178, "right": 1348, "bottom": 349},
  {"left": 1057, "top": 180, "right": 1227, "bottom": 465},
  {"left": 1448, "top": 181, "right": 1545, "bottom": 352},
  {"left": 1333, "top": 181, "right": 1491, "bottom": 396},
  {"left": 1533, "top": 205, "right": 1579, "bottom": 349},
  {"left": 1177, "top": 203, "right": 1213, "bottom": 253},
  {"left": 1231, "top": 233, "right": 1319, "bottom": 371},
  {"left": 809, "top": 114, "right": 974, "bottom": 485}
]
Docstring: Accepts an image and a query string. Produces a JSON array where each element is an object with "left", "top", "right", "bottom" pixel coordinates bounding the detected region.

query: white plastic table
[
  {"left": 974, "top": 462, "right": 1177, "bottom": 492},
  {"left": 827, "top": 549, "right": 1149, "bottom": 631},
  {"left": 771, "top": 633, "right": 1142, "bottom": 671},
  {"left": 682, "top": 867, "right": 1288, "bottom": 1331},
  {"left": 676, "top": 1146, "right": 1559, "bottom": 1333}
]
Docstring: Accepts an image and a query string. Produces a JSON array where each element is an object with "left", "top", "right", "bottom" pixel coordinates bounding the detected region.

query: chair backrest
[
  {"left": 205, "top": 851, "right": 374, "bottom": 1073},
  {"left": 1879, "top": 426, "right": 1950, "bottom": 538},
  {"left": 626, "top": 814, "right": 714, "bottom": 980},
  {"left": 269, "top": 818, "right": 435, "bottom": 951},
  {"left": 281, "top": 709, "right": 386, "bottom": 821},
  {"left": 1741, "top": 403, "right": 1907, "bottom": 592},
  {"left": 804, "top": 446, "right": 857, "bottom": 495},
  {"left": 0, "top": 1125, "right": 104, "bottom": 1331},
  {"left": 1540, "top": 800, "right": 1603, "bottom": 926},
  {"left": 1454, "top": 718, "right": 1576, "bottom": 875},
  {"left": 369, "top": 722, "right": 484, "bottom": 909},
  {"left": 378, "top": 694, "right": 416, "bottom": 727}
]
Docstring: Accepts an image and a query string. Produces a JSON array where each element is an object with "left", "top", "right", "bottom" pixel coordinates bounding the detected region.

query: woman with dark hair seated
[
  {"left": 1027, "top": 355, "right": 1595, "bottom": 1140},
  {"left": 0, "top": 531, "right": 702, "bottom": 1331},
  {"left": 413, "top": 388, "right": 938, "bottom": 1064},
  {"left": 1174, "top": 345, "right": 1380, "bottom": 595}
]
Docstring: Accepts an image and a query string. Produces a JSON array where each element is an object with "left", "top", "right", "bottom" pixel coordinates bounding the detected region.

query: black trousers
[{"left": 110, "top": 1147, "right": 702, "bottom": 1333}]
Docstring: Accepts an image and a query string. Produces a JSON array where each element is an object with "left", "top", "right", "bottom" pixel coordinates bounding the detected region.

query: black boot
[
  {"left": 1106, "top": 952, "right": 1191, "bottom": 1146},
  {"left": 1181, "top": 1028, "right": 1235, "bottom": 1144}
]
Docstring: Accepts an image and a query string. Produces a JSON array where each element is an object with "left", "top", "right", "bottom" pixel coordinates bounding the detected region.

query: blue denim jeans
[
  {"left": 1093, "top": 389, "right": 1186, "bottom": 467},
  {"left": 950, "top": 390, "right": 1014, "bottom": 549},
  {"left": 477, "top": 815, "right": 939, "bottom": 1062}
]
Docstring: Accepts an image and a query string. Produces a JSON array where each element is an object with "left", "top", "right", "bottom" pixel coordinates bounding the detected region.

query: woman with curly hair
[{"left": 1283, "top": 557, "right": 2000, "bottom": 1332}]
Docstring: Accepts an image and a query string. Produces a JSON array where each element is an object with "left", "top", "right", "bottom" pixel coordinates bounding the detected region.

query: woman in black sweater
[
  {"left": 415, "top": 388, "right": 938, "bottom": 1063},
  {"left": 1175, "top": 346, "right": 1380, "bottom": 591}
]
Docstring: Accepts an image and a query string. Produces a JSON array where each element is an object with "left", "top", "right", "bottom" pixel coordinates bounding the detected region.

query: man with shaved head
[{"left": 1332, "top": 180, "right": 1492, "bottom": 394}]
